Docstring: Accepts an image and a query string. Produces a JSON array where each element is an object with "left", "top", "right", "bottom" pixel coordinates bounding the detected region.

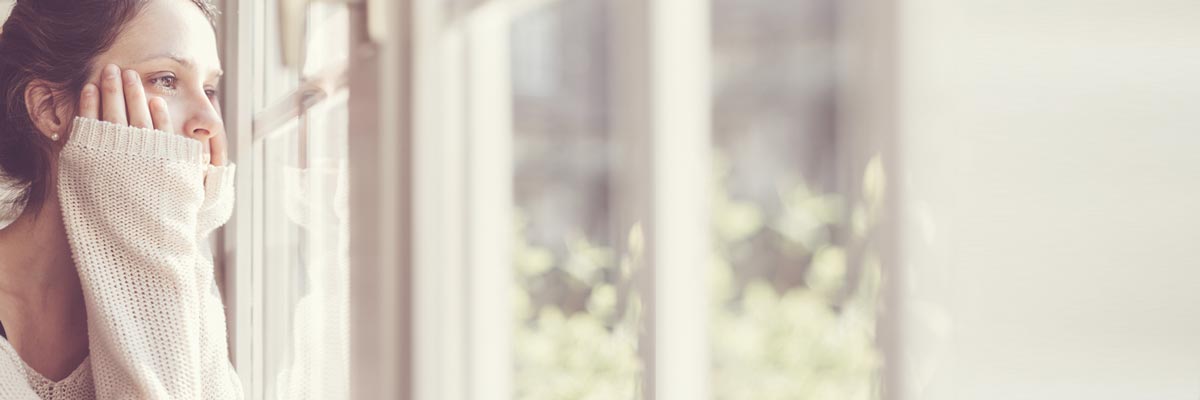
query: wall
[{"left": 897, "top": 0, "right": 1200, "bottom": 399}]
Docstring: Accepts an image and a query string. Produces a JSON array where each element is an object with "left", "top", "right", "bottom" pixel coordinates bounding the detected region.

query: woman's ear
[{"left": 23, "top": 79, "right": 73, "bottom": 143}]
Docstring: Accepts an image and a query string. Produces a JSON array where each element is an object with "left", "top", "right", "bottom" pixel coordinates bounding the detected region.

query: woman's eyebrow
[{"left": 132, "top": 53, "right": 225, "bottom": 79}]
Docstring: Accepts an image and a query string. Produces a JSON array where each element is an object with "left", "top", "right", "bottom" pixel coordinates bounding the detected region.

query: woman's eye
[{"left": 149, "top": 75, "right": 178, "bottom": 92}]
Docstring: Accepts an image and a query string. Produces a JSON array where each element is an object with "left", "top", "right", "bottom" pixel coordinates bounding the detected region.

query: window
[
  {"left": 507, "top": 1, "right": 641, "bottom": 397},
  {"left": 708, "top": 0, "right": 883, "bottom": 398},
  {"left": 217, "top": 0, "right": 892, "bottom": 398},
  {"left": 396, "top": 0, "right": 889, "bottom": 398},
  {"left": 217, "top": 1, "right": 353, "bottom": 399}
]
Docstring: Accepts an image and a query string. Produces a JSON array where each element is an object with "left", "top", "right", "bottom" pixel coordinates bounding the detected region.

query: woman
[{"left": 0, "top": 0, "right": 241, "bottom": 398}]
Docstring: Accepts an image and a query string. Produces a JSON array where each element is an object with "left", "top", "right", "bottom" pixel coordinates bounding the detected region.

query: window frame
[
  {"left": 344, "top": 0, "right": 413, "bottom": 398},
  {"left": 217, "top": 0, "right": 900, "bottom": 398},
  {"left": 218, "top": 0, "right": 366, "bottom": 398},
  {"left": 404, "top": 0, "right": 715, "bottom": 399},
  {"left": 214, "top": 0, "right": 256, "bottom": 393},
  {"left": 222, "top": 0, "right": 719, "bottom": 398}
]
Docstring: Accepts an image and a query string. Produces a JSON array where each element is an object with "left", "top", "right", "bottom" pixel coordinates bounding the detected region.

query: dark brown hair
[{"left": 0, "top": 0, "right": 217, "bottom": 214}]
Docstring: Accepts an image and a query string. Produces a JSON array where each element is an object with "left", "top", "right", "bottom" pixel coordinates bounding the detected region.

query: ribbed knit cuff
[
  {"left": 198, "top": 163, "right": 237, "bottom": 237},
  {"left": 69, "top": 117, "right": 206, "bottom": 164},
  {"left": 203, "top": 163, "right": 237, "bottom": 203}
]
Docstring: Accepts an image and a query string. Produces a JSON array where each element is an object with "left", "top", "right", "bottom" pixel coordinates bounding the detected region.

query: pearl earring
[{"left": 50, "top": 133, "right": 60, "bottom": 141}]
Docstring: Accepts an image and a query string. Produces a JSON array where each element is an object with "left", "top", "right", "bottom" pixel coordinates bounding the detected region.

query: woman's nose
[
  {"left": 181, "top": 101, "right": 223, "bottom": 141},
  {"left": 189, "top": 127, "right": 217, "bottom": 140}
]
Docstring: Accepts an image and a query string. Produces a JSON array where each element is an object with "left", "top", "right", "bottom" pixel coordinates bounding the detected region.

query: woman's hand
[
  {"left": 78, "top": 63, "right": 173, "bottom": 137},
  {"left": 77, "top": 63, "right": 226, "bottom": 166}
]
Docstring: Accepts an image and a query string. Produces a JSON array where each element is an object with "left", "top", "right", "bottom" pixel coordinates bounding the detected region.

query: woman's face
[{"left": 85, "top": 0, "right": 223, "bottom": 152}]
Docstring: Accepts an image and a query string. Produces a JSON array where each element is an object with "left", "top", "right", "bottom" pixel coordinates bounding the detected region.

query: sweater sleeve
[{"left": 56, "top": 117, "right": 243, "bottom": 399}]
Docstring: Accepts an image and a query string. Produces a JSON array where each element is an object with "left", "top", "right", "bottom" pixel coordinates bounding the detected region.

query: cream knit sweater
[{"left": 0, "top": 117, "right": 243, "bottom": 399}]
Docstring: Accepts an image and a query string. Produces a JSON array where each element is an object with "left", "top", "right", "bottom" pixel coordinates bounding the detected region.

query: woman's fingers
[
  {"left": 149, "top": 97, "right": 173, "bottom": 134},
  {"left": 86, "top": 65, "right": 182, "bottom": 147},
  {"left": 100, "top": 64, "right": 127, "bottom": 125},
  {"left": 208, "top": 129, "right": 227, "bottom": 166},
  {"left": 79, "top": 83, "right": 99, "bottom": 120},
  {"left": 123, "top": 69, "right": 153, "bottom": 129}
]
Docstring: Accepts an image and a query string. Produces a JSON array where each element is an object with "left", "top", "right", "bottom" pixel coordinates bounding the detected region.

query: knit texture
[
  {"left": 0, "top": 117, "right": 242, "bottom": 399},
  {"left": 0, "top": 339, "right": 93, "bottom": 398}
]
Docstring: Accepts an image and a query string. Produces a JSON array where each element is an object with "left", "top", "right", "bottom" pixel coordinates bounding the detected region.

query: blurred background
[{"left": 4, "top": 0, "right": 1200, "bottom": 399}]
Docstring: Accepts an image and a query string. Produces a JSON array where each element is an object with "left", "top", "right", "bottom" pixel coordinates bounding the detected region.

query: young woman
[{"left": 0, "top": 0, "right": 241, "bottom": 397}]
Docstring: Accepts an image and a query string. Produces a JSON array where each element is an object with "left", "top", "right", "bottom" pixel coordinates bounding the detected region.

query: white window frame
[
  {"left": 217, "top": 0, "right": 367, "bottom": 398},
  {"left": 836, "top": 0, "right": 901, "bottom": 398},
  {"left": 214, "top": 0, "right": 256, "bottom": 393},
  {"left": 401, "top": 0, "right": 713, "bottom": 399},
  {"left": 345, "top": 0, "right": 413, "bottom": 398},
  {"left": 218, "top": 0, "right": 898, "bottom": 398}
]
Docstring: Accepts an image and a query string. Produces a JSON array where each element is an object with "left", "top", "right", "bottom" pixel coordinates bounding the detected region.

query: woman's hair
[{"left": 0, "top": 0, "right": 217, "bottom": 214}]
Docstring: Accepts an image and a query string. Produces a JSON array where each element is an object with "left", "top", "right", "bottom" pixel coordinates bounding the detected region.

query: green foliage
[
  {"left": 513, "top": 154, "right": 886, "bottom": 400},
  {"left": 514, "top": 214, "right": 643, "bottom": 400}
]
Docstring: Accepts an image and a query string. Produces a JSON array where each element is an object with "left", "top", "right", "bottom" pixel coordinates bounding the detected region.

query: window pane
[
  {"left": 261, "top": 90, "right": 350, "bottom": 400},
  {"left": 709, "top": 0, "right": 883, "bottom": 399},
  {"left": 301, "top": 3, "right": 349, "bottom": 78},
  {"left": 254, "top": 0, "right": 302, "bottom": 113},
  {"left": 510, "top": 1, "right": 643, "bottom": 398},
  {"left": 257, "top": 3, "right": 351, "bottom": 400}
]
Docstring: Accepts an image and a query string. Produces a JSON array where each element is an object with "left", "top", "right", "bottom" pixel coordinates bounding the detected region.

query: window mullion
[
  {"left": 347, "top": 0, "right": 413, "bottom": 398},
  {"left": 217, "top": 0, "right": 258, "bottom": 394},
  {"left": 642, "top": 0, "right": 715, "bottom": 398},
  {"left": 464, "top": 5, "right": 514, "bottom": 399}
]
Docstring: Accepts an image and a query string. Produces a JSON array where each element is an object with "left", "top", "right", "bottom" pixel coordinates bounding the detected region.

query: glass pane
[
  {"left": 510, "top": 0, "right": 643, "bottom": 398},
  {"left": 709, "top": 0, "right": 883, "bottom": 399},
  {"left": 257, "top": 2, "right": 351, "bottom": 400},
  {"left": 259, "top": 119, "right": 301, "bottom": 400},
  {"left": 261, "top": 91, "right": 350, "bottom": 400},
  {"left": 254, "top": 0, "right": 302, "bottom": 113},
  {"left": 301, "top": 3, "right": 349, "bottom": 78}
]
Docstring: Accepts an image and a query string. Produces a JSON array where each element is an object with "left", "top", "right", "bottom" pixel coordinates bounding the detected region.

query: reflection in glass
[{"left": 258, "top": 3, "right": 351, "bottom": 400}]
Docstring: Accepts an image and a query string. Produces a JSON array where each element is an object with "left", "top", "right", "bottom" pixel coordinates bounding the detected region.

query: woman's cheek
[{"left": 158, "top": 96, "right": 188, "bottom": 136}]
